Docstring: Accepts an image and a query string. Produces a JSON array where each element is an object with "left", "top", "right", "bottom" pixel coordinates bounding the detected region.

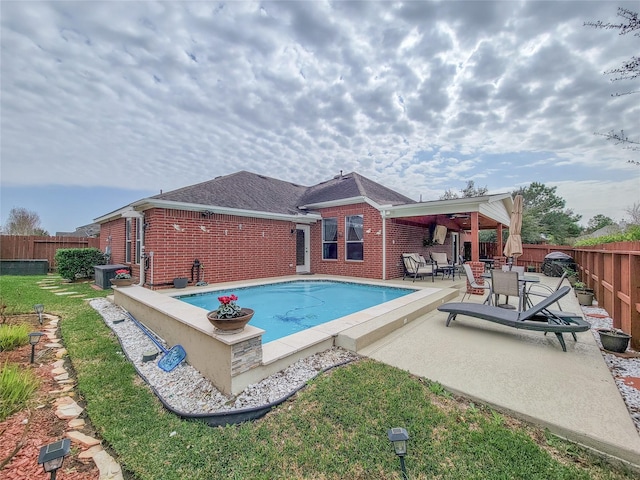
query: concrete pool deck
[
  {"left": 363, "top": 274, "right": 640, "bottom": 468},
  {"left": 113, "top": 273, "right": 640, "bottom": 466}
]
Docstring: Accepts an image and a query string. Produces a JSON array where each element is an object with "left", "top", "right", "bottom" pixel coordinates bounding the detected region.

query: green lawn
[{"left": 0, "top": 275, "right": 635, "bottom": 479}]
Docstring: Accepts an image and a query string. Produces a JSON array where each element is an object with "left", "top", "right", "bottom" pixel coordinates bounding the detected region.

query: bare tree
[
  {"left": 585, "top": 7, "right": 639, "bottom": 165},
  {"left": 3, "top": 207, "right": 48, "bottom": 235},
  {"left": 625, "top": 202, "right": 640, "bottom": 225},
  {"left": 440, "top": 180, "right": 488, "bottom": 200}
]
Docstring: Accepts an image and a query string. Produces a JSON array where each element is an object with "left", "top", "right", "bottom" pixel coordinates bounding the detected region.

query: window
[
  {"left": 135, "top": 218, "right": 142, "bottom": 264},
  {"left": 125, "top": 219, "right": 132, "bottom": 263},
  {"left": 345, "top": 215, "right": 363, "bottom": 260},
  {"left": 322, "top": 218, "right": 338, "bottom": 260}
]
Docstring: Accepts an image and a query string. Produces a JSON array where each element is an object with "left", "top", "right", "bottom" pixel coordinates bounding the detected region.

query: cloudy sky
[{"left": 1, "top": 1, "right": 638, "bottom": 234}]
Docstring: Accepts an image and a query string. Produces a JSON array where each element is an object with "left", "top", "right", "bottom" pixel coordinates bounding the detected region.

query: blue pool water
[{"left": 177, "top": 281, "right": 416, "bottom": 343}]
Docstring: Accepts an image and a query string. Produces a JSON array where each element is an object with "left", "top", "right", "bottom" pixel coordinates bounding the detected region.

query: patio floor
[{"left": 365, "top": 272, "right": 640, "bottom": 467}]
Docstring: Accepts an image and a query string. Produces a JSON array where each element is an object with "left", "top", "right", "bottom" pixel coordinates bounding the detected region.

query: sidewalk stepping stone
[
  {"left": 51, "top": 385, "right": 75, "bottom": 394},
  {"left": 66, "top": 430, "right": 101, "bottom": 448},
  {"left": 47, "top": 343, "right": 63, "bottom": 349},
  {"left": 78, "top": 445, "right": 103, "bottom": 459},
  {"left": 52, "top": 367, "right": 67, "bottom": 375},
  {"left": 54, "top": 372, "right": 70, "bottom": 381},
  {"left": 55, "top": 348, "right": 68, "bottom": 358},
  {"left": 54, "top": 396, "right": 75, "bottom": 406},
  {"left": 56, "top": 402, "right": 84, "bottom": 419},
  {"left": 68, "top": 418, "right": 86, "bottom": 429},
  {"left": 93, "top": 449, "right": 124, "bottom": 480}
]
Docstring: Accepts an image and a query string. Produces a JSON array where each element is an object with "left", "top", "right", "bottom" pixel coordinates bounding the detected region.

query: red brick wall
[
  {"left": 142, "top": 209, "right": 296, "bottom": 287},
  {"left": 310, "top": 204, "right": 384, "bottom": 279},
  {"left": 385, "top": 219, "right": 428, "bottom": 279},
  {"left": 100, "top": 218, "right": 127, "bottom": 266},
  {"left": 99, "top": 204, "right": 457, "bottom": 286}
]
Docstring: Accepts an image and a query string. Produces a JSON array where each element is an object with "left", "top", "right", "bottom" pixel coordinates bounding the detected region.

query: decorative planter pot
[
  {"left": 110, "top": 277, "right": 137, "bottom": 287},
  {"left": 173, "top": 277, "right": 189, "bottom": 289},
  {"left": 597, "top": 329, "right": 631, "bottom": 353},
  {"left": 207, "top": 308, "right": 254, "bottom": 334},
  {"left": 576, "top": 291, "right": 594, "bottom": 306}
]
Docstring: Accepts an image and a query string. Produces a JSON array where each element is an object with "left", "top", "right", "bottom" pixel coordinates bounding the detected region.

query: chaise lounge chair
[
  {"left": 437, "top": 286, "right": 590, "bottom": 352},
  {"left": 401, "top": 253, "right": 436, "bottom": 282},
  {"left": 431, "top": 252, "right": 455, "bottom": 279}
]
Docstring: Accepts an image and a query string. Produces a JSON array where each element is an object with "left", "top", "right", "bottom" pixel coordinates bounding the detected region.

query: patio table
[
  {"left": 481, "top": 273, "right": 540, "bottom": 310},
  {"left": 479, "top": 258, "right": 495, "bottom": 271}
]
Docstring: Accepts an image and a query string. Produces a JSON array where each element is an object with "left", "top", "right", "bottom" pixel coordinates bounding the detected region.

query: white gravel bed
[
  {"left": 582, "top": 305, "right": 640, "bottom": 433},
  {"left": 90, "top": 298, "right": 358, "bottom": 414}
]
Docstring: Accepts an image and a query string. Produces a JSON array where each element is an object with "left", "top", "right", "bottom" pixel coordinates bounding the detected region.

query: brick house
[{"left": 94, "top": 171, "right": 513, "bottom": 288}]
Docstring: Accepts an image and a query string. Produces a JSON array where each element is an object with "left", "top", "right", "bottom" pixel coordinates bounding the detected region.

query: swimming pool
[{"left": 177, "top": 280, "right": 416, "bottom": 343}]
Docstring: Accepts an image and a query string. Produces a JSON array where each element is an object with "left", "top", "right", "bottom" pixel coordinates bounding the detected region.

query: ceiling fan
[{"left": 449, "top": 213, "right": 470, "bottom": 219}]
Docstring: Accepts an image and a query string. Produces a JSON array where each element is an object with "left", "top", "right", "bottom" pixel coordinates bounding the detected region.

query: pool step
[{"left": 336, "top": 287, "right": 459, "bottom": 352}]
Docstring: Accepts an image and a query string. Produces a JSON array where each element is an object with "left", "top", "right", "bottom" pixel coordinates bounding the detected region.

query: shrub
[
  {"left": 574, "top": 225, "right": 640, "bottom": 247},
  {"left": 0, "top": 362, "right": 40, "bottom": 421},
  {"left": 55, "top": 248, "right": 106, "bottom": 281},
  {"left": 0, "top": 324, "right": 30, "bottom": 351}
]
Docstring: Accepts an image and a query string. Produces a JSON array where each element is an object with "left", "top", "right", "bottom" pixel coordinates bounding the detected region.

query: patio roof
[{"left": 381, "top": 193, "right": 514, "bottom": 229}]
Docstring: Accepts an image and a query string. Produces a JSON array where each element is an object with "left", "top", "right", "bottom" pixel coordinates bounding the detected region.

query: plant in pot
[
  {"left": 110, "top": 269, "right": 136, "bottom": 287},
  {"left": 206, "top": 294, "right": 254, "bottom": 334},
  {"left": 597, "top": 328, "right": 631, "bottom": 353},
  {"left": 563, "top": 267, "right": 579, "bottom": 287},
  {"left": 573, "top": 281, "right": 594, "bottom": 306}
]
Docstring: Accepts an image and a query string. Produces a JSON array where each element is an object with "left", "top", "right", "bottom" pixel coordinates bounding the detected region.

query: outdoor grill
[{"left": 541, "top": 252, "right": 576, "bottom": 277}]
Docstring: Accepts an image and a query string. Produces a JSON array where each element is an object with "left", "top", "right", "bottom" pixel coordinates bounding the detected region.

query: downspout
[
  {"left": 381, "top": 211, "right": 387, "bottom": 280},
  {"left": 139, "top": 213, "right": 145, "bottom": 287}
]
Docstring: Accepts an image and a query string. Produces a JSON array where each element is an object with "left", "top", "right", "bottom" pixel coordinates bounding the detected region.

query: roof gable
[{"left": 298, "top": 172, "right": 415, "bottom": 207}]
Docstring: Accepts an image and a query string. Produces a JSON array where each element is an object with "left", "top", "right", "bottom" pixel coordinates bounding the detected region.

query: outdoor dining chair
[
  {"left": 491, "top": 270, "right": 524, "bottom": 311},
  {"left": 461, "top": 263, "right": 492, "bottom": 303}
]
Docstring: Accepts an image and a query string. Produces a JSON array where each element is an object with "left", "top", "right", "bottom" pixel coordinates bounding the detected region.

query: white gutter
[{"left": 95, "top": 200, "right": 321, "bottom": 225}]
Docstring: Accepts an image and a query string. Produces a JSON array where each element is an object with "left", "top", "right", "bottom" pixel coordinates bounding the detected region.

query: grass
[
  {"left": 0, "top": 324, "right": 30, "bottom": 351},
  {"left": 0, "top": 362, "right": 40, "bottom": 421},
  {"left": 0, "top": 274, "right": 636, "bottom": 479}
]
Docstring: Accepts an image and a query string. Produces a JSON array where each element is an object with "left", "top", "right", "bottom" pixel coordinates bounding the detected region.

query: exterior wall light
[
  {"left": 34, "top": 304, "right": 44, "bottom": 325},
  {"left": 28, "top": 332, "right": 44, "bottom": 363},
  {"left": 38, "top": 438, "right": 71, "bottom": 479},
  {"left": 387, "top": 427, "right": 410, "bottom": 479}
]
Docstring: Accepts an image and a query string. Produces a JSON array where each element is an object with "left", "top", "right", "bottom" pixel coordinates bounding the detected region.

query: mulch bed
[{"left": 0, "top": 314, "right": 100, "bottom": 480}]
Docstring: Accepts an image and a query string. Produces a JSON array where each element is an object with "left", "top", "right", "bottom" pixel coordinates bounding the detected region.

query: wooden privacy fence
[
  {"left": 480, "top": 243, "right": 575, "bottom": 272},
  {"left": 0, "top": 235, "right": 101, "bottom": 271},
  {"left": 573, "top": 242, "right": 640, "bottom": 350}
]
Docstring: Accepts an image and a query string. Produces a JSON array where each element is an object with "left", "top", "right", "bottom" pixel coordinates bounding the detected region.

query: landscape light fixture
[
  {"left": 387, "top": 427, "right": 410, "bottom": 480},
  {"left": 34, "top": 304, "right": 44, "bottom": 325},
  {"left": 28, "top": 332, "right": 44, "bottom": 363},
  {"left": 38, "top": 438, "right": 71, "bottom": 480}
]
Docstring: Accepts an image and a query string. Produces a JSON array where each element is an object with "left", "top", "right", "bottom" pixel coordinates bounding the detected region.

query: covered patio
[{"left": 381, "top": 194, "right": 513, "bottom": 278}]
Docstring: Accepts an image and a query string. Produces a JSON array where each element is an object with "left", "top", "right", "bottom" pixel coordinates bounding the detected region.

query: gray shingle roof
[
  {"left": 298, "top": 172, "right": 415, "bottom": 207},
  {"left": 150, "top": 170, "right": 414, "bottom": 215}
]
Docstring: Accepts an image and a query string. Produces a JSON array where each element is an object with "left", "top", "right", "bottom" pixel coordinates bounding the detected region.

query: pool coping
[{"left": 113, "top": 275, "right": 460, "bottom": 394}]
